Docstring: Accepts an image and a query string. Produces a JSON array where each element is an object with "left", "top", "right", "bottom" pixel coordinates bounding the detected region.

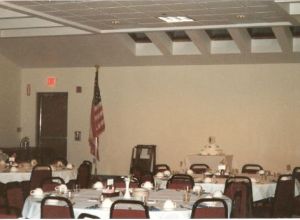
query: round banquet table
[
  {"left": 0, "top": 167, "right": 77, "bottom": 183},
  {"left": 155, "top": 174, "right": 282, "bottom": 202},
  {"left": 22, "top": 188, "right": 232, "bottom": 219}
]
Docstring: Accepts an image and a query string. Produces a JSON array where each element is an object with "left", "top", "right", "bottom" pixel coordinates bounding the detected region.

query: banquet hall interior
[{"left": 0, "top": 0, "right": 300, "bottom": 219}]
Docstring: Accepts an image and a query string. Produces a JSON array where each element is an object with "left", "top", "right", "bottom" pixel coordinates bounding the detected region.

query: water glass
[
  {"left": 73, "top": 184, "right": 80, "bottom": 193},
  {"left": 183, "top": 191, "right": 191, "bottom": 203}
]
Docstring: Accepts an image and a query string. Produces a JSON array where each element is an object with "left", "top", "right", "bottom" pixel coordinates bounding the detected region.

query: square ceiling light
[{"left": 158, "top": 16, "right": 194, "bottom": 23}]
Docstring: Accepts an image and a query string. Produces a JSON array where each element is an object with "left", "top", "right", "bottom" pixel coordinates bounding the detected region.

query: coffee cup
[
  {"left": 187, "top": 169, "right": 194, "bottom": 175},
  {"left": 204, "top": 177, "right": 212, "bottom": 183},
  {"left": 10, "top": 167, "right": 18, "bottom": 172},
  {"left": 193, "top": 185, "right": 202, "bottom": 194},
  {"left": 30, "top": 188, "right": 43, "bottom": 197},
  {"left": 31, "top": 159, "right": 38, "bottom": 167},
  {"left": 66, "top": 163, "right": 73, "bottom": 169},
  {"left": 156, "top": 172, "right": 164, "bottom": 178},
  {"left": 141, "top": 181, "right": 153, "bottom": 190},
  {"left": 163, "top": 170, "right": 171, "bottom": 177},
  {"left": 93, "top": 181, "right": 104, "bottom": 190},
  {"left": 0, "top": 160, "right": 6, "bottom": 168},
  {"left": 55, "top": 184, "right": 68, "bottom": 193},
  {"left": 163, "top": 199, "right": 175, "bottom": 210}
]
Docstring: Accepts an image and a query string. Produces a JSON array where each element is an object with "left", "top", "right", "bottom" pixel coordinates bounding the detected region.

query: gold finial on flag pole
[{"left": 95, "top": 65, "right": 100, "bottom": 71}]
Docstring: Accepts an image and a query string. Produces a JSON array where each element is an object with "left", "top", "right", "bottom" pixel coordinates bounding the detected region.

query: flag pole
[
  {"left": 94, "top": 64, "right": 99, "bottom": 176},
  {"left": 93, "top": 64, "right": 101, "bottom": 176},
  {"left": 94, "top": 137, "right": 98, "bottom": 175}
]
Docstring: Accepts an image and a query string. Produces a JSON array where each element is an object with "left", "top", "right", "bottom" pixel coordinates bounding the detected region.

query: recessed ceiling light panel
[{"left": 158, "top": 16, "right": 194, "bottom": 23}]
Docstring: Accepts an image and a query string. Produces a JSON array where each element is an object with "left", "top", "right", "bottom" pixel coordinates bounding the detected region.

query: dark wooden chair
[
  {"left": 253, "top": 174, "right": 295, "bottom": 218},
  {"left": 190, "top": 163, "right": 209, "bottom": 174},
  {"left": 5, "top": 181, "right": 25, "bottom": 217},
  {"left": 110, "top": 199, "right": 149, "bottom": 219},
  {"left": 41, "top": 196, "right": 74, "bottom": 218},
  {"left": 224, "top": 176, "right": 253, "bottom": 218},
  {"left": 67, "top": 160, "right": 92, "bottom": 189},
  {"left": 293, "top": 167, "right": 300, "bottom": 216},
  {"left": 29, "top": 165, "right": 52, "bottom": 190},
  {"left": 130, "top": 145, "right": 156, "bottom": 179},
  {"left": 0, "top": 182, "right": 7, "bottom": 214},
  {"left": 166, "top": 174, "right": 194, "bottom": 190},
  {"left": 191, "top": 198, "right": 228, "bottom": 218},
  {"left": 241, "top": 164, "right": 263, "bottom": 174}
]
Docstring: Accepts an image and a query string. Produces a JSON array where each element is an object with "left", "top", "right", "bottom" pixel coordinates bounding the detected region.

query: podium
[{"left": 185, "top": 154, "right": 233, "bottom": 171}]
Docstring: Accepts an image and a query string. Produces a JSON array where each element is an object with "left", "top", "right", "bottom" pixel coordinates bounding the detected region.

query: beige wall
[
  {"left": 21, "top": 64, "right": 300, "bottom": 175},
  {"left": 0, "top": 54, "right": 20, "bottom": 147}
]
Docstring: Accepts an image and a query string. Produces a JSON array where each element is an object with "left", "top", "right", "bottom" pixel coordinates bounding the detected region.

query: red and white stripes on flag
[{"left": 89, "top": 69, "right": 105, "bottom": 161}]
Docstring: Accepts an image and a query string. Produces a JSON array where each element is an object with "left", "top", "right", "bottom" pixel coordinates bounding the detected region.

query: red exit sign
[{"left": 47, "top": 77, "right": 56, "bottom": 87}]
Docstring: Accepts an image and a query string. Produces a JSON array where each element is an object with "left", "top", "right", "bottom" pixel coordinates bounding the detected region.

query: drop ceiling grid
[{"left": 8, "top": 0, "right": 285, "bottom": 31}]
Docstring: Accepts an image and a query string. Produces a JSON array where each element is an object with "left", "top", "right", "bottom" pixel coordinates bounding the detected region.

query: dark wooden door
[{"left": 36, "top": 92, "right": 68, "bottom": 164}]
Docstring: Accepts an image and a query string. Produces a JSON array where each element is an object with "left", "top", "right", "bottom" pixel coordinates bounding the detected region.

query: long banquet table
[
  {"left": 0, "top": 167, "right": 77, "bottom": 183},
  {"left": 22, "top": 188, "right": 232, "bottom": 219}
]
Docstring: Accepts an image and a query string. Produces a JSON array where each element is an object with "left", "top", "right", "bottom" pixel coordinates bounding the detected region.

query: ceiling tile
[
  {"left": 0, "top": 8, "right": 29, "bottom": 18},
  {"left": 100, "top": 7, "right": 138, "bottom": 14},
  {"left": 129, "top": 5, "right": 171, "bottom": 12},
  {"left": 113, "top": 12, "right": 149, "bottom": 19}
]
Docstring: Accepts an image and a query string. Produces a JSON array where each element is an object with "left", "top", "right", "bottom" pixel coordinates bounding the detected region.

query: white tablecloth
[
  {"left": 0, "top": 168, "right": 77, "bottom": 183},
  {"left": 22, "top": 189, "right": 232, "bottom": 219},
  {"left": 156, "top": 176, "right": 277, "bottom": 202}
]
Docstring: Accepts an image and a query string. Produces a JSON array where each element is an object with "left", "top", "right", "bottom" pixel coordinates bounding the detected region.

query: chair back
[
  {"left": 224, "top": 176, "right": 253, "bottom": 218},
  {"left": 130, "top": 145, "right": 156, "bottom": 178},
  {"left": 191, "top": 198, "right": 228, "bottom": 218},
  {"left": 0, "top": 182, "right": 6, "bottom": 213},
  {"left": 76, "top": 161, "right": 92, "bottom": 188},
  {"left": 272, "top": 174, "right": 294, "bottom": 218},
  {"left": 78, "top": 213, "right": 100, "bottom": 219},
  {"left": 166, "top": 174, "right": 194, "bottom": 190},
  {"left": 241, "top": 164, "right": 263, "bottom": 174},
  {"left": 30, "top": 165, "right": 52, "bottom": 190},
  {"left": 41, "top": 196, "right": 74, "bottom": 218},
  {"left": 110, "top": 199, "right": 149, "bottom": 219},
  {"left": 292, "top": 167, "right": 300, "bottom": 182},
  {"left": 154, "top": 164, "right": 170, "bottom": 173},
  {"left": 41, "top": 177, "right": 65, "bottom": 192},
  {"left": 190, "top": 163, "right": 209, "bottom": 174},
  {"left": 5, "top": 181, "right": 25, "bottom": 217}
]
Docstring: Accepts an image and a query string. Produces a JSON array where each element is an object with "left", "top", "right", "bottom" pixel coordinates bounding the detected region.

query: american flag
[{"left": 89, "top": 69, "right": 105, "bottom": 160}]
